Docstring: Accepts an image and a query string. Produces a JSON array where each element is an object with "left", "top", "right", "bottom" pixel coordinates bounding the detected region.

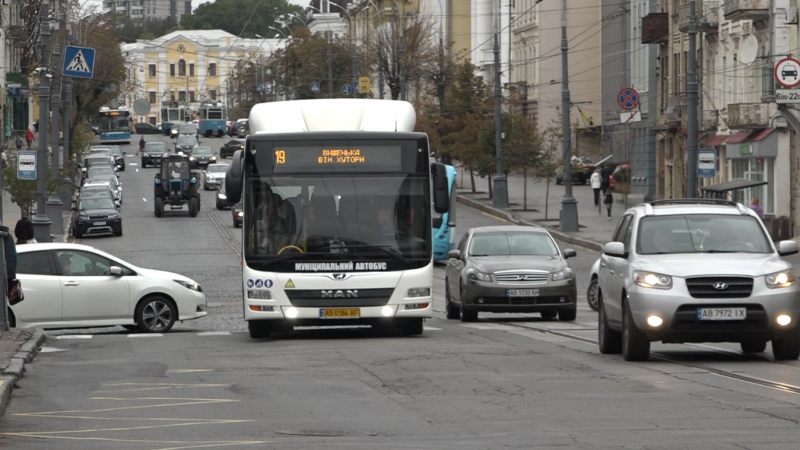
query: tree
[
  {"left": 539, "top": 122, "right": 563, "bottom": 220},
  {"left": 3, "top": 156, "right": 61, "bottom": 218},
  {"left": 180, "top": 0, "right": 301, "bottom": 39},
  {"left": 113, "top": 16, "right": 178, "bottom": 43},
  {"left": 504, "top": 111, "right": 542, "bottom": 211}
]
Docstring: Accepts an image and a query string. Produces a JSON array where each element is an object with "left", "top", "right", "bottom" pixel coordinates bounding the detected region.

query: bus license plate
[
  {"left": 320, "top": 308, "right": 360, "bottom": 319},
  {"left": 697, "top": 308, "right": 746, "bottom": 321},
  {"left": 94, "top": 221, "right": 107, "bottom": 226},
  {"left": 507, "top": 289, "right": 539, "bottom": 297}
]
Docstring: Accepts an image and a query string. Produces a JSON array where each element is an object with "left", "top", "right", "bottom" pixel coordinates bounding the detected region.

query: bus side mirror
[
  {"left": 225, "top": 150, "right": 244, "bottom": 204},
  {"left": 431, "top": 163, "right": 449, "bottom": 214}
]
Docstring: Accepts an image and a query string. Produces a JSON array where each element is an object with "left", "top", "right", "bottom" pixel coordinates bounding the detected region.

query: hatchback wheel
[
  {"left": 598, "top": 297, "right": 622, "bottom": 354},
  {"left": 136, "top": 297, "right": 176, "bottom": 333},
  {"left": 622, "top": 301, "right": 650, "bottom": 361},
  {"left": 587, "top": 277, "right": 600, "bottom": 312},
  {"left": 445, "top": 283, "right": 460, "bottom": 320}
]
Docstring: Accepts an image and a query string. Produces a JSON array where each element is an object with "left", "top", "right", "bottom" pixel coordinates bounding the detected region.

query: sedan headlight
[
  {"left": 236, "top": 211, "right": 243, "bottom": 217},
  {"left": 218, "top": 193, "right": 227, "bottom": 200},
  {"left": 633, "top": 271, "right": 673, "bottom": 289},
  {"left": 551, "top": 267, "right": 574, "bottom": 281},
  {"left": 467, "top": 269, "right": 492, "bottom": 282},
  {"left": 766, "top": 270, "right": 796, "bottom": 289},
  {"left": 174, "top": 279, "right": 203, "bottom": 292}
]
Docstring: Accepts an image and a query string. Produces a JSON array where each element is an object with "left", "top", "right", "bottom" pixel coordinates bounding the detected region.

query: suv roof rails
[{"left": 649, "top": 199, "right": 740, "bottom": 207}]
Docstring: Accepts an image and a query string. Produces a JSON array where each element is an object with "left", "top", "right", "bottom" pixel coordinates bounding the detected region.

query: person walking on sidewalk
[
  {"left": 599, "top": 165, "right": 612, "bottom": 195},
  {"left": 603, "top": 190, "right": 614, "bottom": 220},
  {"left": 14, "top": 217, "right": 36, "bottom": 245},
  {"left": 15, "top": 134, "right": 22, "bottom": 151},
  {"left": 25, "top": 128, "right": 33, "bottom": 149},
  {"left": 138, "top": 136, "right": 145, "bottom": 155},
  {"left": 749, "top": 197, "right": 764, "bottom": 218},
  {"left": 590, "top": 169, "right": 602, "bottom": 207}
]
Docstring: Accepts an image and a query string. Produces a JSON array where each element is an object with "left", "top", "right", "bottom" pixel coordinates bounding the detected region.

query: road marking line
[
  {"left": 39, "top": 347, "right": 69, "bottom": 352},
  {"left": 483, "top": 212, "right": 507, "bottom": 222},
  {"left": 128, "top": 163, "right": 138, "bottom": 166},
  {"left": 136, "top": 168, "right": 139, "bottom": 173},
  {"left": 142, "top": 197, "right": 147, "bottom": 202},
  {"left": 128, "top": 333, "right": 162, "bottom": 337},
  {"left": 423, "top": 326, "right": 442, "bottom": 331},
  {"left": 198, "top": 331, "right": 231, "bottom": 336},
  {"left": 55, "top": 335, "right": 93, "bottom": 339},
  {"left": 166, "top": 369, "right": 216, "bottom": 373}
]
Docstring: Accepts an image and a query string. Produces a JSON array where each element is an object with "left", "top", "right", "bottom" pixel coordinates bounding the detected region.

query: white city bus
[{"left": 224, "top": 99, "right": 450, "bottom": 339}]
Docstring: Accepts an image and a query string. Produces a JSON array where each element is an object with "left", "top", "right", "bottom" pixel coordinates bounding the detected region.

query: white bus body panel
[
  {"left": 249, "top": 99, "right": 417, "bottom": 134},
  {"left": 242, "top": 263, "right": 434, "bottom": 321}
]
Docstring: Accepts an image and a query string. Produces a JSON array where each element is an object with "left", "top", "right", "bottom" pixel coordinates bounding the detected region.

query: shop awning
[
  {"left": 700, "top": 179, "right": 768, "bottom": 198},
  {"left": 747, "top": 128, "right": 774, "bottom": 142},
  {"left": 725, "top": 131, "right": 753, "bottom": 145},
  {"left": 704, "top": 134, "right": 730, "bottom": 146}
]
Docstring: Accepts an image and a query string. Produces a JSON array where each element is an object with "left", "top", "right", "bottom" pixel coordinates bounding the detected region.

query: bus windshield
[
  {"left": 99, "top": 114, "right": 129, "bottom": 131},
  {"left": 243, "top": 175, "right": 431, "bottom": 272},
  {"left": 205, "top": 109, "right": 224, "bottom": 120}
]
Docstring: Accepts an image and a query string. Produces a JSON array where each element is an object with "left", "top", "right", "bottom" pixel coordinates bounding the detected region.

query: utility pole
[
  {"left": 686, "top": 0, "right": 698, "bottom": 198},
  {"left": 47, "top": 0, "right": 63, "bottom": 234},
  {"left": 559, "top": 0, "right": 579, "bottom": 232},
  {"left": 492, "top": 3, "right": 508, "bottom": 208},
  {"left": 62, "top": 0, "right": 74, "bottom": 204},
  {"left": 33, "top": 0, "right": 52, "bottom": 242},
  {"left": 327, "top": 30, "right": 333, "bottom": 98},
  {"left": 351, "top": 16, "right": 357, "bottom": 98}
]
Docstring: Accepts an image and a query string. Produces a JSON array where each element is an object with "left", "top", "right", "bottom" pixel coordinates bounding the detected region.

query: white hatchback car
[{"left": 12, "top": 243, "right": 207, "bottom": 332}]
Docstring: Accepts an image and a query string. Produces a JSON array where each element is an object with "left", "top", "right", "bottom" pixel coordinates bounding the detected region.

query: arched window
[{"left": 178, "top": 59, "right": 186, "bottom": 77}]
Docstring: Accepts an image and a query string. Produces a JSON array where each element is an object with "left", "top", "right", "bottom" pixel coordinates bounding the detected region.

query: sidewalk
[
  {"left": 455, "top": 171, "right": 630, "bottom": 251},
  {"left": 0, "top": 329, "right": 46, "bottom": 415}
]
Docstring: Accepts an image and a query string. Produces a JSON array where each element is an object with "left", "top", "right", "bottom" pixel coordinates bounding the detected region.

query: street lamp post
[
  {"left": 391, "top": 0, "right": 406, "bottom": 101},
  {"left": 308, "top": 6, "right": 336, "bottom": 98},
  {"left": 329, "top": 2, "right": 357, "bottom": 98},
  {"left": 559, "top": 0, "right": 579, "bottom": 231},
  {"left": 492, "top": 1, "right": 508, "bottom": 209},
  {"left": 365, "top": 0, "right": 384, "bottom": 99}
]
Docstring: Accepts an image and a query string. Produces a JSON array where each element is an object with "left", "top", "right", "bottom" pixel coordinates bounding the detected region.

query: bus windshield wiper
[
  {"left": 246, "top": 252, "right": 329, "bottom": 264},
  {"left": 333, "top": 244, "right": 410, "bottom": 265}
]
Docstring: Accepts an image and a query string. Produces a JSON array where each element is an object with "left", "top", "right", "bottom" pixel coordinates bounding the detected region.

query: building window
[
  {"left": 189, "top": 63, "right": 195, "bottom": 77},
  {"left": 208, "top": 63, "right": 217, "bottom": 77},
  {"left": 170, "top": 92, "right": 175, "bottom": 101},
  {"left": 178, "top": 59, "right": 186, "bottom": 76},
  {"left": 178, "top": 91, "right": 186, "bottom": 101},
  {"left": 148, "top": 64, "right": 156, "bottom": 77},
  {"left": 170, "top": 63, "right": 175, "bottom": 77},
  {"left": 189, "top": 90, "right": 195, "bottom": 102},
  {"left": 209, "top": 89, "right": 217, "bottom": 100},
  {"left": 149, "top": 92, "right": 156, "bottom": 103}
]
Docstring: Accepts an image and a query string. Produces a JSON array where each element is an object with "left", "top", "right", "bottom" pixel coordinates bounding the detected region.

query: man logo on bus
[{"left": 321, "top": 290, "right": 358, "bottom": 298}]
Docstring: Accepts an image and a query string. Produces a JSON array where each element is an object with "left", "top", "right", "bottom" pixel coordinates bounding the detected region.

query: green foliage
[
  {"left": 180, "top": 0, "right": 301, "bottom": 38},
  {"left": 3, "top": 156, "right": 61, "bottom": 216},
  {"left": 113, "top": 15, "right": 178, "bottom": 43}
]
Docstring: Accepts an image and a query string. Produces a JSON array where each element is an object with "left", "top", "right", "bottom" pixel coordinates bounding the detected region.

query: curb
[
  {"left": 456, "top": 195, "right": 604, "bottom": 252},
  {"left": 0, "top": 330, "right": 47, "bottom": 416}
]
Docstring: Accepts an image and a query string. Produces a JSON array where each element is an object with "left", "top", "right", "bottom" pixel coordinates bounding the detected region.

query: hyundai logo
[{"left": 713, "top": 282, "right": 729, "bottom": 290}]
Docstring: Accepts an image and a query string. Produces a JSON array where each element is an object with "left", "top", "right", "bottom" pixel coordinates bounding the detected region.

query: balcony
[
  {"left": 722, "top": 0, "right": 769, "bottom": 22},
  {"left": 679, "top": 0, "right": 720, "bottom": 33},
  {"left": 641, "top": 13, "right": 669, "bottom": 44},
  {"left": 664, "top": 96, "right": 687, "bottom": 122},
  {"left": 727, "top": 103, "right": 769, "bottom": 128},
  {"left": 702, "top": 110, "right": 719, "bottom": 130}
]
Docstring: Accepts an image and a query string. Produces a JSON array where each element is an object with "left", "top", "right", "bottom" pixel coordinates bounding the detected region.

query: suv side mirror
[
  {"left": 603, "top": 242, "right": 627, "bottom": 258},
  {"left": 563, "top": 248, "right": 577, "bottom": 259},
  {"left": 778, "top": 240, "right": 799, "bottom": 257}
]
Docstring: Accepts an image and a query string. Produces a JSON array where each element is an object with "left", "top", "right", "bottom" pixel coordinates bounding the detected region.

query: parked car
[
  {"left": 203, "top": 163, "right": 228, "bottom": 190},
  {"left": 85, "top": 171, "right": 122, "bottom": 203},
  {"left": 79, "top": 183, "right": 120, "bottom": 209},
  {"left": 587, "top": 259, "right": 600, "bottom": 312},
  {"left": 445, "top": 225, "right": 578, "bottom": 322},
  {"left": 141, "top": 141, "right": 169, "bottom": 168},
  {"left": 11, "top": 243, "right": 208, "bottom": 332},
  {"left": 220, "top": 139, "right": 245, "bottom": 158},
  {"left": 597, "top": 199, "right": 800, "bottom": 361},
  {"left": 72, "top": 196, "right": 122, "bottom": 238},
  {"left": 232, "top": 199, "right": 243, "bottom": 227},
  {"left": 134, "top": 122, "right": 161, "bottom": 135},
  {"left": 189, "top": 145, "right": 217, "bottom": 168},
  {"left": 229, "top": 118, "right": 247, "bottom": 136}
]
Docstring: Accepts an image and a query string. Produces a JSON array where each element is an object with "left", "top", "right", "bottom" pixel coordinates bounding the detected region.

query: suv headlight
[
  {"left": 551, "top": 267, "right": 574, "bottom": 281},
  {"left": 633, "top": 271, "right": 673, "bottom": 289},
  {"left": 174, "top": 279, "right": 203, "bottom": 292},
  {"left": 766, "top": 270, "right": 796, "bottom": 289},
  {"left": 467, "top": 269, "right": 492, "bottom": 282}
]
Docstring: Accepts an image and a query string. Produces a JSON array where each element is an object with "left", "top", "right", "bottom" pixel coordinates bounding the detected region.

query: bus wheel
[
  {"left": 248, "top": 321, "right": 272, "bottom": 339},
  {"left": 401, "top": 318, "right": 424, "bottom": 336}
]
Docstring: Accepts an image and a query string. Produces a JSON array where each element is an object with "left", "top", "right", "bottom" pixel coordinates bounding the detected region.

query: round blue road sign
[
  {"left": 342, "top": 84, "right": 352, "bottom": 95},
  {"left": 617, "top": 88, "right": 640, "bottom": 110}
]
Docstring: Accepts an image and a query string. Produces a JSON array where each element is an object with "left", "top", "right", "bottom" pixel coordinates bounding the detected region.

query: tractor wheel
[
  {"left": 189, "top": 197, "right": 199, "bottom": 217},
  {"left": 154, "top": 197, "right": 164, "bottom": 217}
]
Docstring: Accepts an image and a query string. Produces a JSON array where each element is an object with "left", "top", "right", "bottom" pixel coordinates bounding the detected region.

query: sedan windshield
[
  {"left": 179, "top": 124, "right": 195, "bottom": 133},
  {"left": 193, "top": 146, "right": 212, "bottom": 156},
  {"left": 145, "top": 143, "right": 167, "bottom": 153},
  {"left": 90, "top": 148, "right": 112, "bottom": 155},
  {"left": 178, "top": 136, "right": 198, "bottom": 146},
  {"left": 80, "top": 190, "right": 112, "bottom": 199},
  {"left": 79, "top": 198, "right": 115, "bottom": 210},
  {"left": 469, "top": 233, "right": 558, "bottom": 257},
  {"left": 637, "top": 215, "right": 771, "bottom": 254},
  {"left": 87, "top": 168, "right": 115, "bottom": 177},
  {"left": 244, "top": 175, "right": 430, "bottom": 272}
]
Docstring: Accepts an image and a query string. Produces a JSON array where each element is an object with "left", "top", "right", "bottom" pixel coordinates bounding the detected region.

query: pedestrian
[
  {"left": 14, "top": 217, "right": 36, "bottom": 245},
  {"left": 750, "top": 197, "right": 764, "bottom": 218},
  {"left": 590, "top": 169, "right": 602, "bottom": 206},
  {"left": 0, "top": 220, "right": 17, "bottom": 295},
  {"left": 32, "top": 120, "right": 39, "bottom": 133},
  {"left": 25, "top": 128, "right": 33, "bottom": 149},
  {"left": 603, "top": 189, "right": 614, "bottom": 220},
  {"left": 599, "top": 165, "right": 611, "bottom": 195},
  {"left": 14, "top": 134, "right": 22, "bottom": 151},
  {"left": 138, "top": 136, "right": 145, "bottom": 155}
]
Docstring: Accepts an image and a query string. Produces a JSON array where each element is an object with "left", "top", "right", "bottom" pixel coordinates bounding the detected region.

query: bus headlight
[
  {"left": 406, "top": 287, "right": 431, "bottom": 298},
  {"left": 381, "top": 306, "right": 395, "bottom": 317},
  {"left": 286, "top": 307, "right": 299, "bottom": 319}
]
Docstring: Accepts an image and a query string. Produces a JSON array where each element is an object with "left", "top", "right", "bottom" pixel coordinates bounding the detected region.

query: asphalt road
[{"left": 3, "top": 135, "right": 800, "bottom": 449}]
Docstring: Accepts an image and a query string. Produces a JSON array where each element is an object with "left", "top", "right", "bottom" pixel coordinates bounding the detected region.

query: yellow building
[{"left": 121, "top": 30, "right": 283, "bottom": 124}]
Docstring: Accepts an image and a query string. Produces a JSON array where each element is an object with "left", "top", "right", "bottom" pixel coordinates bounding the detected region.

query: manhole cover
[{"left": 275, "top": 430, "right": 377, "bottom": 437}]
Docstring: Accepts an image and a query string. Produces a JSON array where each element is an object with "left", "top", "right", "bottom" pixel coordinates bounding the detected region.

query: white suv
[{"left": 597, "top": 199, "right": 800, "bottom": 361}]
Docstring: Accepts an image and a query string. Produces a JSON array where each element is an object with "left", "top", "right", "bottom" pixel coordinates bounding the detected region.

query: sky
[{"left": 85, "top": 0, "right": 309, "bottom": 12}]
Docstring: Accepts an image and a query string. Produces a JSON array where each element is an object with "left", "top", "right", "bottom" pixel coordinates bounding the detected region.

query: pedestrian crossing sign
[{"left": 62, "top": 45, "right": 95, "bottom": 79}]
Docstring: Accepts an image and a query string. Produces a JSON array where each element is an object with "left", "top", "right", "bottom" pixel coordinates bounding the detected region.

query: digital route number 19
[{"left": 275, "top": 150, "right": 286, "bottom": 164}]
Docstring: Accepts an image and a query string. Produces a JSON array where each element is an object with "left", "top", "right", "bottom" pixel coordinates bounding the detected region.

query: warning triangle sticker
[
  {"left": 66, "top": 50, "right": 90, "bottom": 73},
  {"left": 285, "top": 279, "right": 295, "bottom": 289}
]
